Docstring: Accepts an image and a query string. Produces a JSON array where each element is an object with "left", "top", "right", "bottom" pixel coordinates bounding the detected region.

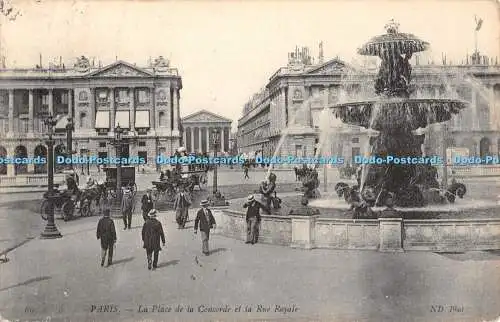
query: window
[
  {"left": 42, "top": 95, "right": 49, "bottom": 105},
  {"left": 138, "top": 141, "right": 146, "bottom": 147},
  {"left": 117, "top": 89, "right": 128, "bottom": 103},
  {"left": 138, "top": 89, "right": 149, "bottom": 103},
  {"left": 158, "top": 111, "right": 166, "bottom": 127},
  {"left": 352, "top": 147, "right": 361, "bottom": 161},
  {"left": 138, "top": 151, "right": 148, "bottom": 164},
  {"left": 99, "top": 142, "right": 106, "bottom": 148},
  {"left": 351, "top": 137, "right": 359, "bottom": 143},
  {"left": 20, "top": 119, "right": 28, "bottom": 133},
  {"left": 98, "top": 90, "right": 108, "bottom": 102}
]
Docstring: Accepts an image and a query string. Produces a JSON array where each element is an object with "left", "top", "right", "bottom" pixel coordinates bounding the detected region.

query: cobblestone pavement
[{"left": 0, "top": 205, "right": 499, "bottom": 322}]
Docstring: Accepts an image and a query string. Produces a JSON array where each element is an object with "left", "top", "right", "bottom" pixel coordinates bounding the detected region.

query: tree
[{"left": 0, "top": 0, "right": 21, "bottom": 21}]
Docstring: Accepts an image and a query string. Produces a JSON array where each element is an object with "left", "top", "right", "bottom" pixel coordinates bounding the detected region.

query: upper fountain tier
[{"left": 331, "top": 20, "right": 468, "bottom": 131}]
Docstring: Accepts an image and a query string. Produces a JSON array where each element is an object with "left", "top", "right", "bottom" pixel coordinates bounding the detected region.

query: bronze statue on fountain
[{"left": 332, "top": 20, "right": 468, "bottom": 215}]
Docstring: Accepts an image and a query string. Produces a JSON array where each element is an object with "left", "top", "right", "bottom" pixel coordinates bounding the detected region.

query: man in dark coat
[
  {"left": 141, "top": 189, "right": 154, "bottom": 222},
  {"left": 121, "top": 188, "right": 134, "bottom": 230},
  {"left": 141, "top": 209, "right": 165, "bottom": 270},
  {"left": 174, "top": 187, "right": 191, "bottom": 229},
  {"left": 194, "top": 200, "right": 216, "bottom": 256},
  {"left": 243, "top": 194, "right": 264, "bottom": 244},
  {"left": 96, "top": 209, "right": 117, "bottom": 267}
]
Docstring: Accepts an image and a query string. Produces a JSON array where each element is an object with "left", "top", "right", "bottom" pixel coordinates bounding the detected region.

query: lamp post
[
  {"left": 210, "top": 128, "right": 228, "bottom": 206},
  {"left": 114, "top": 124, "right": 123, "bottom": 203},
  {"left": 65, "top": 117, "right": 74, "bottom": 171},
  {"left": 41, "top": 114, "right": 62, "bottom": 239}
]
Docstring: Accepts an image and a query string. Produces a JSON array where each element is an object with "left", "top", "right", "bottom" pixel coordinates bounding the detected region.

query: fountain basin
[
  {"left": 331, "top": 98, "right": 468, "bottom": 131},
  {"left": 216, "top": 195, "right": 500, "bottom": 252}
]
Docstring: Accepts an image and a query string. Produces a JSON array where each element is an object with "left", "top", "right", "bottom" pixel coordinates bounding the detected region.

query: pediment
[
  {"left": 182, "top": 110, "right": 232, "bottom": 123},
  {"left": 306, "top": 58, "right": 351, "bottom": 75},
  {"left": 89, "top": 61, "right": 153, "bottom": 78}
]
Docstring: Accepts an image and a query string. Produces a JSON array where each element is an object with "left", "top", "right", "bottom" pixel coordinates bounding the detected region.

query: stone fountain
[{"left": 332, "top": 20, "right": 469, "bottom": 212}]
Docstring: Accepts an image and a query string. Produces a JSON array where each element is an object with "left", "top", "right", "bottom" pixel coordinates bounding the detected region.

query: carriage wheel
[
  {"left": 62, "top": 201, "right": 75, "bottom": 221},
  {"left": 40, "top": 200, "right": 49, "bottom": 221},
  {"left": 165, "top": 187, "right": 176, "bottom": 202},
  {"left": 198, "top": 173, "right": 208, "bottom": 190}
]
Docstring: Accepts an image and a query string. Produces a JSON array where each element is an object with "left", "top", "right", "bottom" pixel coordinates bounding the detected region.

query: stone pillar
[
  {"left": 199, "top": 127, "right": 203, "bottom": 153},
  {"left": 282, "top": 87, "right": 288, "bottom": 128},
  {"left": 172, "top": 88, "right": 179, "bottom": 133},
  {"left": 109, "top": 87, "right": 115, "bottom": 131},
  {"left": 150, "top": 87, "right": 156, "bottom": 133},
  {"left": 378, "top": 217, "right": 404, "bottom": 252},
  {"left": 182, "top": 128, "right": 187, "bottom": 148},
  {"left": 47, "top": 89, "right": 53, "bottom": 116},
  {"left": 28, "top": 89, "right": 34, "bottom": 135},
  {"left": 8, "top": 89, "right": 14, "bottom": 136},
  {"left": 206, "top": 127, "right": 210, "bottom": 153},
  {"left": 220, "top": 127, "right": 225, "bottom": 153},
  {"left": 68, "top": 89, "right": 73, "bottom": 118},
  {"left": 191, "top": 128, "right": 195, "bottom": 152},
  {"left": 489, "top": 85, "right": 497, "bottom": 131},
  {"left": 290, "top": 214, "right": 319, "bottom": 249},
  {"left": 129, "top": 87, "right": 135, "bottom": 132},
  {"left": 90, "top": 88, "right": 96, "bottom": 129}
]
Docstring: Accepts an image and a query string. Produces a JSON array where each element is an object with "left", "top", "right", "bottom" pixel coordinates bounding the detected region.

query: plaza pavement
[{"left": 0, "top": 204, "right": 499, "bottom": 322}]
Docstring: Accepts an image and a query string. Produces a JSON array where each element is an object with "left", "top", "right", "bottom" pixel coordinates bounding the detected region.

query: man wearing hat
[
  {"left": 243, "top": 194, "right": 264, "bottom": 244},
  {"left": 121, "top": 188, "right": 135, "bottom": 230},
  {"left": 141, "top": 209, "right": 165, "bottom": 270},
  {"left": 141, "top": 189, "right": 155, "bottom": 222},
  {"left": 194, "top": 200, "right": 216, "bottom": 255},
  {"left": 96, "top": 209, "right": 117, "bottom": 267},
  {"left": 174, "top": 186, "right": 192, "bottom": 229}
]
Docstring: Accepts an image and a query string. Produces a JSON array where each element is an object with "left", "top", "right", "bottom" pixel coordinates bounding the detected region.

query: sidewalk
[{"left": 0, "top": 208, "right": 499, "bottom": 322}]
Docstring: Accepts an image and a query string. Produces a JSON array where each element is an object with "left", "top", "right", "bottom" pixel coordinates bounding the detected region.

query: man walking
[
  {"left": 121, "top": 188, "right": 134, "bottom": 230},
  {"left": 96, "top": 209, "right": 117, "bottom": 267},
  {"left": 174, "top": 187, "right": 192, "bottom": 229},
  {"left": 141, "top": 189, "right": 154, "bottom": 222},
  {"left": 243, "top": 195, "right": 263, "bottom": 244},
  {"left": 141, "top": 209, "right": 165, "bottom": 270},
  {"left": 194, "top": 200, "right": 216, "bottom": 256}
]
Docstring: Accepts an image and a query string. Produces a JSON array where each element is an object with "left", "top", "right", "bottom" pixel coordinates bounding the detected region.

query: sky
[{"left": 1, "top": 0, "right": 499, "bottom": 131}]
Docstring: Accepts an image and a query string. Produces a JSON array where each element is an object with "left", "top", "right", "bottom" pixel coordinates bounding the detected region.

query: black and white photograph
[{"left": 0, "top": 0, "right": 499, "bottom": 321}]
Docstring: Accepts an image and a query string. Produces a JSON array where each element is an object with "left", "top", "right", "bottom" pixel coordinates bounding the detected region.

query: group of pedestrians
[{"left": 95, "top": 188, "right": 218, "bottom": 270}]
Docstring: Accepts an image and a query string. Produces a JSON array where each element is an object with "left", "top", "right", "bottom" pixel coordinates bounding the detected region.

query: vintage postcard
[{"left": 0, "top": 0, "right": 499, "bottom": 321}]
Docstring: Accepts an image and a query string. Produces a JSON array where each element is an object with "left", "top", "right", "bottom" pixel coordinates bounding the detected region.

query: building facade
[
  {"left": 181, "top": 110, "right": 232, "bottom": 154},
  {"left": 237, "top": 48, "right": 500, "bottom": 163},
  {"left": 0, "top": 56, "right": 182, "bottom": 176}
]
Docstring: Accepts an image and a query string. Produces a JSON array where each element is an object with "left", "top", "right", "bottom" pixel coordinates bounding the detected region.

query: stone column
[
  {"left": 206, "top": 127, "right": 210, "bottom": 153},
  {"left": 29, "top": 89, "right": 34, "bottom": 134},
  {"left": 129, "top": 87, "right": 135, "bottom": 132},
  {"left": 489, "top": 85, "right": 497, "bottom": 131},
  {"left": 198, "top": 127, "right": 203, "bottom": 153},
  {"left": 90, "top": 88, "right": 96, "bottom": 129},
  {"left": 47, "top": 89, "right": 53, "bottom": 116},
  {"left": 282, "top": 87, "right": 288, "bottom": 128},
  {"left": 191, "top": 128, "right": 195, "bottom": 152},
  {"left": 220, "top": 127, "right": 225, "bottom": 153},
  {"left": 172, "top": 88, "right": 179, "bottom": 133},
  {"left": 8, "top": 89, "right": 14, "bottom": 136},
  {"left": 182, "top": 128, "right": 187, "bottom": 148},
  {"left": 68, "top": 89, "right": 73, "bottom": 118},
  {"left": 109, "top": 87, "right": 115, "bottom": 131},
  {"left": 378, "top": 217, "right": 404, "bottom": 252},
  {"left": 150, "top": 87, "right": 156, "bottom": 133}
]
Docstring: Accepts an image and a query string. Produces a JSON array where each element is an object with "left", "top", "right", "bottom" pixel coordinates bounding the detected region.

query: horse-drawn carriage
[
  {"left": 40, "top": 181, "right": 106, "bottom": 221},
  {"left": 152, "top": 168, "right": 208, "bottom": 203}
]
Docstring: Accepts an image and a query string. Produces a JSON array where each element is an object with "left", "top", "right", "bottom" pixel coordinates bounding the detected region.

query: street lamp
[
  {"left": 112, "top": 124, "right": 124, "bottom": 203},
  {"left": 210, "top": 128, "right": 228, "bottom": 206},
  {"left": 41, "top": 114, "right": 62, "bottom": 239}
]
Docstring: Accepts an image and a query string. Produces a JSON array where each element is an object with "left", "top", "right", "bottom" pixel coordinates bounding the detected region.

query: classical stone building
[
  {"left": 0, "top": 56, "right": 182, "bottom": 175},
  {"left": 237, "top": 47, "right": 500, "bottom": 163},
  {"left": 181, "top": 110, "right": 232, "bottom": 154}
]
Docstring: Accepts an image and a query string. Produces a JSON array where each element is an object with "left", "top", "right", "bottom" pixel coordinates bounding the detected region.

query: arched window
[{"left": 480, "top": 137, "right": 491, "bottom": 158}]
